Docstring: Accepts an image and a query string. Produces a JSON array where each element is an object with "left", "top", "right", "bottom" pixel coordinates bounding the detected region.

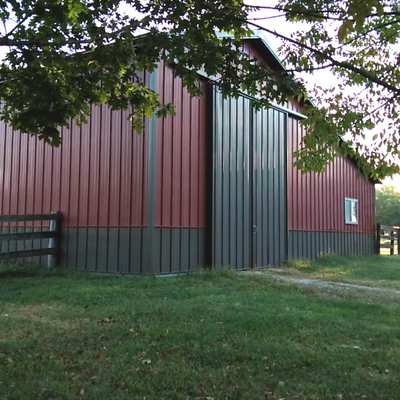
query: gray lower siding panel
[
  {"left": 288, "top": 231, "right": 376, "bottom": 261},
  {"left": 2, "top": 227, "right": 207, "bottom": 274},
  {"left": 63, "top": 227, "right": 206, "bottom": 274}
]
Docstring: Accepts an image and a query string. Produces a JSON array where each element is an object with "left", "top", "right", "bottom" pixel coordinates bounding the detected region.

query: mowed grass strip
[
  {"left": 281, "top": 255, "right": 400, "bottom": 290},
  {"left": 0, "top": 265, "right": 400, "bottom": 400}
]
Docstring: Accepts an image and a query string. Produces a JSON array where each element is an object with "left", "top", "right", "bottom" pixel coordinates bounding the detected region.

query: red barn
[{"left": 0, "top": 33, "right": 377, "bottom": 273}]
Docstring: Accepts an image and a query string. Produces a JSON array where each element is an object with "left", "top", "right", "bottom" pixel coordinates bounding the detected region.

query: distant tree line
[{"left": 376, "top": 186, "right": 400, "bottom": 227}]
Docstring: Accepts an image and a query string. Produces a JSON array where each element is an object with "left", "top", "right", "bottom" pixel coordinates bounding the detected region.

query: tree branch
[
  {"left": 0, "top": 16, "right": 149, "bottom": 47},
  {"left": 248, "top": 15, "right": 286, "bottom": 21},
  {"left": 2, "top": 12, "right": 33, "bottom": 39},
  {"left": 246, "top": 3, "right": 400, "bottom": 24},
  {"left": 245, "top": 4, "right": 347, "bottom": 20},
  {"left": 276, "top": 63, "right": 335, "bottom": 73},
  {"left": 246, "top": 20, "right": 400, "bottom": 96},
  {"left": 364, "top": 96, "right": 396, "bottom": 119}
]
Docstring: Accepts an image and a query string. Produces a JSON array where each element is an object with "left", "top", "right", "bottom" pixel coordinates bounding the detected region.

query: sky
[{"left": 380, "top": 176, "right": 400, "bottom": 188}]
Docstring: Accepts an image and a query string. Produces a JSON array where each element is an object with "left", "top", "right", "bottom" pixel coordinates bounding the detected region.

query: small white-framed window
[{"left": 345, "top": 198, "right": 358, "bottom": 225}]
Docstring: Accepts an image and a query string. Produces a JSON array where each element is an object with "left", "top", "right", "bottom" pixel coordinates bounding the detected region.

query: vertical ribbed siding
[
  {"left": 0, "top": 106, "right": 149, "bottom": 228},
  {"left": 0, "top": 67, "right": 210, "bottom": 273},
  {"left": 155, "top": 61, "right": 208, "bottom": 228},
  {"left": 56, "top": 227, "right": 206, "bottom": 273},
  {"left": 253, "top": 108, "right": 287, "bottom": 267},
  {"left": 288, "top": 115, "right": 376, "bottom": 234},
  {"left": 289, "top": 231, "right": 376, "bottom": 260},
  {"left": 119, "top": 109, "right": 133, "bottom": 227},
  {"left": 213, "top": 90, "right": 287, "bottom": 269},
  {"left": 213, "top": 92, "right": 253, "bottom": 269}
]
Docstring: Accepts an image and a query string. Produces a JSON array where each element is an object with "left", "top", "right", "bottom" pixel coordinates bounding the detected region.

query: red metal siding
[
  {"left": 288, "top": 115, "right": 376, "bottom": 233},
  {"left": 286, "top": 98, "right": 303, "bottom": 114},
  {"left": 156, "top": 61, "right": 208, "bottom": 228},
  {"left": 98, "top": 106, "right": 111, "bottom": 226},
  {"left": 78, "top": 113, "right": 90, "bottom": 226},
  {"left": 172, "top": 75, "right": 183, "bottom": 227},
  {"left": 119, "top": 109, "right": 133, "bottom": 226},
  {"left": 0, "top": 105, "right": 148, "bottom": 227},
  {"left": 69, "top": 121, "right": 81, "bottom": 227},
  {"left": 87, "top": 107, "right": 101, "bottom": 226},
  {"left": 3, "top": 124, "right": 12, "bottom": 217},
  {"left": 60, "top": 126, "right": 72, "bottom": 226}
]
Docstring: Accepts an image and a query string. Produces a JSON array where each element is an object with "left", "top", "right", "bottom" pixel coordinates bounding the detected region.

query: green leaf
[
  {"left": 338, "top": 20, "right": 353, "bottom": 43},
  {"left": 100, "top": 93, "right": 108, "bottom": 104}
]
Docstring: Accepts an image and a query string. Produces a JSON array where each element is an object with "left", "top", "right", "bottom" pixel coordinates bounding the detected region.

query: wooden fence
[
  {"left": 0, "top": 212, "right": 62, "bottom": 268},
  {"left": 377, "top": 224, "right": 399, "bottom": 255}
]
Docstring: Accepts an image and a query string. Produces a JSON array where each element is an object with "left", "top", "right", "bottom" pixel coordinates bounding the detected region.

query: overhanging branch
[{"left": 246, "top": 20, "right": 400, "bottom": 96}]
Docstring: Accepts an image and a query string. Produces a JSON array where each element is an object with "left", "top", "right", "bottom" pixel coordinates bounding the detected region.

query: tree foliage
[
  {"left": 0, "top": 0, "right": 400, "bottom": 179},
  {"left": 0, "top": 0, "right": 256, "bottom": 145},
  {"left": 271, "top": 0, "right": 400, "bottom": 180},
  {"left": 376, "top": 186, "right": 400, "bottom": 226}
]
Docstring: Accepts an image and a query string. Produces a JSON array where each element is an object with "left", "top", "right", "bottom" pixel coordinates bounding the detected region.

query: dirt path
[{"left": 250, "top": 271, "right": 400, "bottom": 295}]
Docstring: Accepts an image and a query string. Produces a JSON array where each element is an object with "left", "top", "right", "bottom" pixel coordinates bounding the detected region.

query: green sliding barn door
[{"left": 212, "top": 89, "right": 287, "bottom": 269}]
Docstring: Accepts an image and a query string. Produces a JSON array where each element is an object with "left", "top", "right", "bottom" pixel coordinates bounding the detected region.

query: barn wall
[
  {"left": 0, "top": 63, "right": 209, "bottom": 231},
  {"left": 58, "top": 227, "right": 205, "bottom": 273},
  {"left": 287, "top": 114, "right": 376, "bottom": 259},
  {"left": 156, "top": 61, "right": 208, "bottom": 229},
  {"left": 0, "top": 38, "right": 378, "bottom": 271},
  {"left": 0, "top": 106, "right": 149, "bottom": 228},
  {"left": 289, "top": 231, "right": 376, "bottom": 260},
  {"left": 0, "top": 67, "right": 210, "bottom": 273},
  {"left": 288, "top": 115, "right": 376, "bottom": 234}
]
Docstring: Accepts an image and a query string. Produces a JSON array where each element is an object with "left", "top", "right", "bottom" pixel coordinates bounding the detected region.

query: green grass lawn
[
  {"left": 281, "top": 255, "right": 400, "bottom": 290},
  {"left": 1, "top": 262, "right": 400, "bottom": 400}
]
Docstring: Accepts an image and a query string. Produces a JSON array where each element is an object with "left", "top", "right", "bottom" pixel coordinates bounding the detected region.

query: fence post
[
  {"left": 398, "top": 228, "right": 400, "bottom": 256},
  {"left": 377, "top": 223, "right": 381, "bottom": 255},
  {"left": 47, "top": 212, "right": 61, "bottom": 269},
  {"left": 390, "top": 229, "right": 395, "bottom": 256}
]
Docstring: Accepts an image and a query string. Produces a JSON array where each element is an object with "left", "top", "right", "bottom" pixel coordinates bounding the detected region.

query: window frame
[{"left": 345, "top": 197, "right": 359, "bottom": 225}]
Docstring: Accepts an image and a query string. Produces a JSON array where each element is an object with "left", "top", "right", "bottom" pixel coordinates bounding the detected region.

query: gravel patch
[{"left": 249, "top": 271, "right": 400, "bottom": 295}]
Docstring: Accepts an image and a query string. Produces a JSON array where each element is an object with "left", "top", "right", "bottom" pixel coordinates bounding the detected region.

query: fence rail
[
  {"left": 0, "top": 212, "right": 62, "bottom": 268},
  {"left": 377, "top": 224, "right": 399, "bottom": 255}
]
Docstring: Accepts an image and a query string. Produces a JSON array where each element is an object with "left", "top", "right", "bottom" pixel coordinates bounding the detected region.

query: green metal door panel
[
  {"left": 235, "top": 97, "right": 244, "bottom": 270},
  {"left": 253, "top": 108, "right": 287, "bottom": 267},
  {"left": 213, "top": 89, "right": 223, "bottom": 267},
  {"left": 229, "top": 98, "right": 237, "bottom": 269},
  {"left": 213, "top": 90, "right": 252, "bottom": 269},
  {"left": 213, "top": 89, "right": 287, "bottom": 269},
  {"left": 242, "top": 97, "right": 252, "bottom": 269},
  {"left": 253, "top": 106, "right": 263, "bottom": 265},
  {"left": 222, "top": 96, "right": 230, "bottom": 264}
]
